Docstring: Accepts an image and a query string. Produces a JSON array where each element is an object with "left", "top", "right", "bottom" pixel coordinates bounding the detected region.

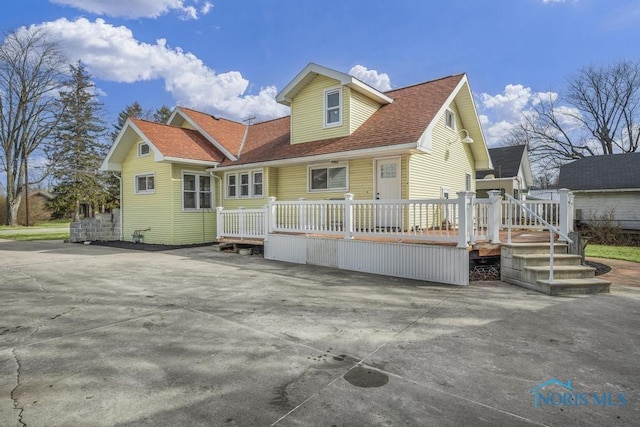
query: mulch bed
[
  {"left": 85, "top": 241, "right": 214, "bottom": 252},
  {"left": 584, "top": 260, "right": 612, "bottom": 276}
]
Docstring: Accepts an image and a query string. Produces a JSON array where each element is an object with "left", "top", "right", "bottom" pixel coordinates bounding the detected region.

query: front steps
[{"left": 501, "top": 243, "right": 611, "bottom": 296}]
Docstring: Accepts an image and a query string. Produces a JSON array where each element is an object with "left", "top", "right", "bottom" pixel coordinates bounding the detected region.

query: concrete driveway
[{"left": 1, "top": 240, "right": 638, "bottom": 426}]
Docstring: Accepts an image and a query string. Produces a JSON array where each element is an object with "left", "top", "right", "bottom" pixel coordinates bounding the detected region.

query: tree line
[{"left": 0, "top": 28, "right": 171, "bottom": 225}]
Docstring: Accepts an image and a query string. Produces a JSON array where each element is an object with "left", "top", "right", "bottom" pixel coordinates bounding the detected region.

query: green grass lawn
[
  {"left": 0, "top": 219, "right": 71, "bottom": 241},
  {"left": 586, "top": 244, "right": 640, "bottom": 263},
  {"left": 3, "top": 231, "right": 70, "bottom": 241}
]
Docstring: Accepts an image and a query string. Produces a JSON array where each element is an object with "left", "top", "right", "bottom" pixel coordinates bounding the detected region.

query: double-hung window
[
  {"left": 135, "top": 173, "right": 155, "bottom": 194},
  {"left": 308, "top": 164, "right": 348, "bottom": 192},
  {"left": 324, "top": 88, "right": 341, "bottom": 127},
  {"left": 183, "top": 172, "right": 212, "bottom": 210},
  {"left": 225, "top": 170, "right": 264, "bottom": 198}
]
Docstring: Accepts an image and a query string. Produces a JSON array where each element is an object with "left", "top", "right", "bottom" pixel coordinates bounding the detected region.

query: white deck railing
[
  {"left": 216, "top": 207, "right": 266, "bottom": 239},
  {"left": 216, "top": 189, "right": 574, "bottom": 249}
]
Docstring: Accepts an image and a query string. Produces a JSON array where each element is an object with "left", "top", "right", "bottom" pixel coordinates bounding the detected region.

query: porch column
[
  {"left": 456, "top": 191, "right": 469, "bottom": 248},
  {"left": 344, "top": 193, "right": 354, "bottom": 239},
  {"left": 558, "top": 188, "right": 571, "bottom": 241},
  {"left": 216, "top": 207, "right": 224, "bottom": 240},
  {"left": 487, "top": 190, "right": 502, "bottom": 243}
]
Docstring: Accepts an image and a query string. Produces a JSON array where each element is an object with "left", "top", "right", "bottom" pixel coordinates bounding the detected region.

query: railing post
[
  {"left": 344, "top": 193, "right": 354, "bottom": 239},
  {"left": 558, "top": 188, "right": 570, "bottom": 242},
  {"left": 216, "top": 207, "right": 224, "bottom": 240},
  {"left": 298, "top": 197, "right": 306, "bottom": 232},
  {"left": 267, "top": 197, "right": 276, "bottom": 234},
  {"left": 456, "top": 191, "right": 468, "bottom": 248},
  {"left": 487, "top": 190, "right": 502, "bottom": 243},
  {"left": 466, "top": 191, "right": 476, "bottom": 245}
]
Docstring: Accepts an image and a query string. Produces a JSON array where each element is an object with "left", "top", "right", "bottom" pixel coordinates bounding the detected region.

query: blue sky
[{"left": 3, "top": 0, "right": 640, "bottom": 148}]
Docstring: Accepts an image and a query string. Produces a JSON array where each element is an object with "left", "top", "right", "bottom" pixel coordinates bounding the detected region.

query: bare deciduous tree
[
  {"left": 512, "top": 60, "right": 640, "bottom": 172},
  {"left": 0, "top": 28, "right": 67, "bottom": 225}
]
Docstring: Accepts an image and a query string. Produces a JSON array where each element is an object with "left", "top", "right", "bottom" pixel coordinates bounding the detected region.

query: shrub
[{"left": 580, "top": 208, "right": 629, "bottom": 245}]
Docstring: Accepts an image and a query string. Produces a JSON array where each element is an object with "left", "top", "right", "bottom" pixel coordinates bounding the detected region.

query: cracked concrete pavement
[{"left": 0, "top": 239, "right": 639, "bottom": 426}]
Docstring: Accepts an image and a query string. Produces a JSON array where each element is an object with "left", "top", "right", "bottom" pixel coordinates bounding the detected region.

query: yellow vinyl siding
[
  {"left": 273, "top": 158, "right": 376, "bottom": 200},
  {"left": 350, "top": 90, "right": 381, "bottom": 134},
  {"left": 171, "top": 164, "right": 216, "bottom": 245},
  {"left": 409, "top": 101, "right": 475, "bottom": 199},
  {"left": 122, "top": 147, "right": 173, "bottom": 244},
  {"left": 291, "top": 75, "right": 350, "bottom": 144}
]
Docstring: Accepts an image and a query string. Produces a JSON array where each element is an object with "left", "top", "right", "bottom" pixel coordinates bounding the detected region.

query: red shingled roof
[
  {"left": 177, "top": 107, "right": 247, "bottom": 158},
  {"left": 125, "top": 73, "right": 464, "bottom": 167},
  {"left": 132, "top": 118, "right": 225, "bottom": 163},
  {"left": 220, "top": 73, "right": 464, "bottom": 166}
]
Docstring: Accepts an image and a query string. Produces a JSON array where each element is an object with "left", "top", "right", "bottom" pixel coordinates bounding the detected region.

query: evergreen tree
[
  {"left": 153, "top": 105, "right": 172, "bottom": 124},
  {"left": 111, "top": 101, "right": 145, "bottom": 141},
  {"left": 47, "top": 62, "right": 108, "bottom": 221}
]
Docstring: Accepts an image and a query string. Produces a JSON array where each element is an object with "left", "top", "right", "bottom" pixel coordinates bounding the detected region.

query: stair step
[
  {"left": 524, "top": 265, "right": 596, "bottom": 281},
  {"left": 502, "top": 242, "right": 569, "bottom": 255},
  {"left": 536, "top": 278, "right": 611, "bottom": 296},
  {"left": 514, "top": 253, "right": 582, "bottom": 267}
]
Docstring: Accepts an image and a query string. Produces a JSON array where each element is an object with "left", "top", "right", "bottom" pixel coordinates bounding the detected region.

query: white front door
[{"left": 375, "top": 157, "right": 401, "bottom": 228}]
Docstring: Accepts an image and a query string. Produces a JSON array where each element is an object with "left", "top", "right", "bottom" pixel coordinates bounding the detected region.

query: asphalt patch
[{"left": 343, "top": 366, "right": 389, "bottom": 388}]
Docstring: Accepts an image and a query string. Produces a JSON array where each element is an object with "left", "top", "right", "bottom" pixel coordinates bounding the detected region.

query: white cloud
[
  {"left": 478, "top": 84, "right": 564, "bottom": 145},
  {"left": 29, "top": 18, "right": 288, "bottom": 121},
  {"left": 349, "top": 65, "right": 392, "bottom": 92},
  {"left": 50, "top": 0, "right": 211, "bottom": 20}
]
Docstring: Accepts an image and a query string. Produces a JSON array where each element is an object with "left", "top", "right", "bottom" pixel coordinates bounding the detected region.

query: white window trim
[
  {"left": 445, "top": 109, "right": 455, "bottom": 130},
  {"left": 307, "top": 162, "right": 349, "bottom": 193},
  {"left": 224, "top": 169, "right": 265, "bottom": 199},
  {"left": 137, "top": 142, "right": 150, "bottom": 157},
  {"left": 134, "top": 172, "right": 155, "bottom": 194},
  {"left": 182, "top": 171, "right": 213, "bottom": 211},
  {"left": 252, "top": 170, "right": 264, "bottom": 198},
  {"left": 323, "top": 87, "right": 342, "bottom": 128}
]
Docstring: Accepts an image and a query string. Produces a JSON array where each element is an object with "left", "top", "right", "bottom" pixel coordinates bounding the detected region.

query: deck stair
[{"left": 501, "top": 242, "right": 611, "bottom": 296}]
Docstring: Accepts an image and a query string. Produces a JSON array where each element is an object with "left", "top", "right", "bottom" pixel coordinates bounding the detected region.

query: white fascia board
[
  {"left": 208, "top": 142, "right": 417, "bottom": 172},
  {"left": 174, "top": 107, "right": 238, "bottom": 161},
  {"left": 163, "top": 157, "right": 220, "bottom": 167},
  {"left": 347, "top": 79, "right": 393, "bottom": 104},
  {"left": 128, "top": 120, "right": 165, "bottom": 162},
  {"left": 276, "top": 62, "right": 393, "bottom": 106},
  {"left": 100, "top": 119, "right": 163, "bottom": 170}
]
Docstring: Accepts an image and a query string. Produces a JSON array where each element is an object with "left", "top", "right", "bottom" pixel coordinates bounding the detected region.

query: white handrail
[{"left": 504, "top": 194, "right": 573, "bottom": 283}]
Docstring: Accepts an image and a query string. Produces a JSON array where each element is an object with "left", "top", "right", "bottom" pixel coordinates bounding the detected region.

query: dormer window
[
  {"left": 324, "top": 88, "right": 342, "bottom": 127},
  {"left": 138, "top": 142, "right": 150, "bottom": 157}
]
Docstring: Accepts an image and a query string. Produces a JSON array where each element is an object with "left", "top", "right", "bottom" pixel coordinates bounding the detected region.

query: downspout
[
  {"left": 112, "top": 173, "right": 123, "bottom": 240},
  {"left": 209, "top": 168, "right": 223, "bottom": 208}
]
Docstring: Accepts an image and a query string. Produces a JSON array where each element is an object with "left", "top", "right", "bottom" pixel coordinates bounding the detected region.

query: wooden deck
[{"left": 218, "top": 229, "right": 557, "bottom": 250}]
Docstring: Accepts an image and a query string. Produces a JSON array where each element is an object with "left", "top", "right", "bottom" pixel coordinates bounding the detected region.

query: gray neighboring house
[
  {"left": 558, "top": 153, "right": 640, "bottom": 230},
  {"left": 476, "top": 145, "right": 533, "bottom": 199}
]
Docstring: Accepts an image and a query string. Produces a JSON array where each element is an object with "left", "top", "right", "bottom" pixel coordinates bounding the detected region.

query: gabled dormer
[{"left": 276, "top": 63, "right": 393, "bottom": 145}]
